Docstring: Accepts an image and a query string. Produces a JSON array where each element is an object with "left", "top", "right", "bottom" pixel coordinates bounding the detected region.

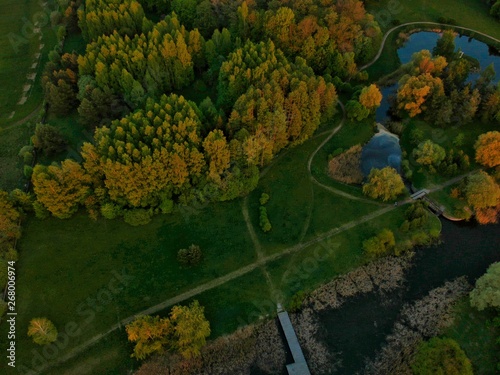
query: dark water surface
[{"left": 317, "top": 219, "right": 500, "bottom": 374}]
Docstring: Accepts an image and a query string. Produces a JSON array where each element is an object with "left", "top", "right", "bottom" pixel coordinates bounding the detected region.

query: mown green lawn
[
  {"left": 0, "top": 0, "right": 56, "bottom": 127},
  {"left": 0, "top": 199, "right": 257, "bottom": 373},
  {"left": 0, "top": 0, "right": 59, "bottom": 190}
]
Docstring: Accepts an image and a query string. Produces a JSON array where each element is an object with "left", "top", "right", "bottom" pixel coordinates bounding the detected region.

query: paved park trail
[{"left": 37, "top": 22, "right": 500, "bottom": 375}]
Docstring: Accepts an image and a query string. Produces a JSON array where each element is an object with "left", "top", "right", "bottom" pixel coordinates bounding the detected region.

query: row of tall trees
[
  {"left": 78, "top": 0, "right": 146, "bottom": 41},
  {"left": 220, "top": 40, "right": 338, "bottom": 165},
  {"left": 78, "top": 14, "right": 204, "bottom": 107}
]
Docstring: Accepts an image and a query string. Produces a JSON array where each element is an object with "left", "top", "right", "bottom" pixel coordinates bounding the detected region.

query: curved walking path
[
  {"left": 359, "top": 22, "right": 500, "bottom": 71},
  {"left": 307, "top": 101, "right": 387, "bottom": 206},
  {"left": 35, "top": 21, "right": 496, "bottom": 375}
]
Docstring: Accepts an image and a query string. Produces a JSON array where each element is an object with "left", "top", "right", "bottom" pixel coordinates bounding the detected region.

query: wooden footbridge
[{"left": 277, "top": 304, "right": 311, "bottom": 375}]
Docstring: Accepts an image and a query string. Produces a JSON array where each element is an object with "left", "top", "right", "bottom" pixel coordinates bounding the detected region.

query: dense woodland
[
  {"left": 27, "top": 0, "right": 384, "bottom": 222},
  {"left": 0, "top": 0, "right": 497, "bottom": 225}
]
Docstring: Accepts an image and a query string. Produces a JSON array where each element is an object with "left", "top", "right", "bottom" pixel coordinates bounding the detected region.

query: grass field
[
  {"left": 0, "top": 0, "right": 57, "bottom": 126},
  {"left": 445, "top": 298, "right": 500, "bottom": 375},
  {"left": 365, "top": 0, "right": 500, "bottom": 38},
  {"left": 0, "top": 0, "right": 59, "bottom": 190},
  {"left": 5, "top": 0, "right": 498, "bottom": 373},
  {"left": 0, "top": 114, "right": 417, "bottom": 374}
]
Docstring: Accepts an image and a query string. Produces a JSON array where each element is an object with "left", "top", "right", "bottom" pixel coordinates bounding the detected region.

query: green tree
[
  {"left": 362, "top": 228, "right": 395, "bottom": 257},
  {"left": 171, "top": 0, "right": 197, "bottom": 29},
  {"left": 411, "top": 337, "right": 473, "bottom": 375},
  {"left": 433, "top": 30, "right": 456, "bottom": 60},
  {"left": 413, "top": 140, "right": 446, "bottom": 167},
  {"left": 345, "top": 100, "right": 370, "bottom": 121},
  {"left": 177, "top": 244, "right": 202, "bottom": 266},
  {"left": 27, "top": 318, "right": 58, "bottom": 345},
  {"left": 470, "top": 261, "right": 500, "bottom": 310},
  {"left": 362, "top": 167, "right": 405, "bottom": 201},
  {"left": 32, "top": 124, "right": 68, "bottom": 156}
]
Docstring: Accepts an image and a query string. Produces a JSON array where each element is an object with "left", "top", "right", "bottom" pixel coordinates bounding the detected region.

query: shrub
[
  {"left": 100, "top": 203, "right": 121, "bottom": 220},
  {"left": 33, "top": 201, "right": 49, "bottom": 219},
  {"left": 27, "top": 318, "right": 58, "bottom": 345},
  {"left": 18, "top": 145, "right": 34, "bottom": 164},
  {"left": 177, "top": 244, "right": 203, "bottom": 266},
  {"left": 363, "top": 229, "right": 395, "bottom": 257},
  {"left": 259, "top": 206, "right": 272, "bottom": 232},
  {"left": 259, "top": 193, "right": 270, "bottom": 206},
  {"left": 159, "top": 198, "right": 174, "bottom": 214},
  {"left": 24, "top": 165, "right": 33, "bottom": 179},
  {"left": 411, "top": 337, "right": 472, "bottom": 375},
  {"left": 288, "top": 291, "right": 307, "bottom": 312},
  {"left": 123, "top": 209, "right": 153, "bottom": 226}
]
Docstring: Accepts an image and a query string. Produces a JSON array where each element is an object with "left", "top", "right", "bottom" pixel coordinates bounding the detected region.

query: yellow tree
[
  {"left": 203, "top": 130, "right": 231, "bottom": 184},
  {"left": 169, "top": 300, "right": 211, "bottom": 359},
  {"left": 475, "top": 131, "right": 500, "bottom": 168},
  {"left": 32, "top": 160, "right": 91, "bottom": 219},
  {"left": 464, "top": 171, "right": 500, "bottom": 210},
  {"left": 126, "top": 315, "right": 172, "bottom": 360},
  {"left": 27, "top": 318, "right": 58, "bottom": 345},
  {"left": 359, "top": 84, "right": 382, "bottom": 111},
  {"left": 362, "top": 167, "right": 405, "bottom": 201}
]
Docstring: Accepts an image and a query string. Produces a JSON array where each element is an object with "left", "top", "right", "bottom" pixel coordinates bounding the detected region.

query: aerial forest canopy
[{"left": 32, "top": 0, "right": 383, "bottom": 221}]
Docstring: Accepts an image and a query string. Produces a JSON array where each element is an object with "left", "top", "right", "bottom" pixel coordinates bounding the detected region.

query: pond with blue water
[{"left": 362, "top": 30, "right": 500, "bottom": 177}]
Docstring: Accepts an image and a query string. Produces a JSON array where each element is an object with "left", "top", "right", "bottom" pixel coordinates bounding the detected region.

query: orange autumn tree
[
  {"left": 359, "top": 84, "right": 382, "bottom": 111},
  {"left": 0, "top": 191, "right": 21, "bottom": 248},
  {"left": 32, "top": 160, "right": 92, "bottom": 219},
  {"left": 126, "top": 301, "right": 210, "bottom": 360},
  {"left": 475, "top": 131, "right": 500, "bottom": 168},
  {"left": 397, "top": 73, "right": 444, "bottom": 117}
]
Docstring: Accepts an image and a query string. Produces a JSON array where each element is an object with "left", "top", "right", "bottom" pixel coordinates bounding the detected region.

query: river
[{"left": 317, "top": 219, "right": 500, "bottom": 374}]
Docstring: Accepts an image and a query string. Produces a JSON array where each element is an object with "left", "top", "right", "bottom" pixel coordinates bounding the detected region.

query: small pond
[
  {"left": 362, "top": 30, "right": 500, "bottom": 177},
  {"left": 360, "top": 129, "right": 401, "bottom": 176}
]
